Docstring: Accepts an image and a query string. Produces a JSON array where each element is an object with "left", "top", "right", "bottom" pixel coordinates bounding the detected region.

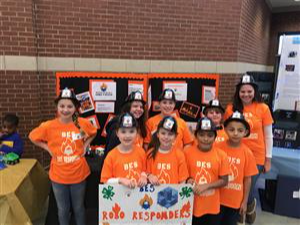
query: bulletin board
[
  {"left": 147, "top": 74, "right": 219, "bottom": 130},
  {"left": 56, "top": 72, "right": 219, "bottom": 147},
  {"left": 56, "top": 72, "right": 147, "bottom": 148}
]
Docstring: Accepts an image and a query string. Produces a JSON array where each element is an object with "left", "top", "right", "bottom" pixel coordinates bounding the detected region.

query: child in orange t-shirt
[
  {"left": 100, "top": 113, "right": 147, "bottom": 189},
  {"left": 184, "top": 117, "right": 230, "bottom": 225},
  {"left": 29, "top": 88, "right": 97, "bottom": 225},
  {"left": 144, "top": 88, "right": 193, "bottom": 150},
  {"left": 203, "top": 99, "right": 228, "bottom": 144},
  {"left": 146, "top": 116, "right": 189, "bottom": 185},
  {"left": 217, "top": 111, "right": 258, "bottom": 225},
  {"left": 224, "top": 74, "right": 274, "bottom": 224}
]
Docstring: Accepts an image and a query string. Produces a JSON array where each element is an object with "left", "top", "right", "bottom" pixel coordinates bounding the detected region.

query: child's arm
[
  {"left": 29, "top": 139, "right": 52, "bottom": 156},
  {"left": 137, "top": 172, "right": 148, "bottom": 187},
  {"left": 148, "top": 173, "right": 160, "bottom": 185},
  {"left": 240, "top": 176, "right": 251, "bottom": 215},
  {"left": 193, "top": 175, "right": 228, "bottom": 195},
  {"left": 82, "top": 134, "right": 96, "bottom": 156}
]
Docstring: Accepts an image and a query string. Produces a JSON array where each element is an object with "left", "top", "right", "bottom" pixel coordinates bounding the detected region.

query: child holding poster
[
  {"left": 101, "top": 113, "right": 148, "bottom": 189},
  {"left": 146, "top": 116, "right": 189, "bottom": 185},
  {"left": 218, "top": 111, "right": 258, "bottom": 225},
  {"left": 184, "top": 117, "right": 229, "bottom": 225}
]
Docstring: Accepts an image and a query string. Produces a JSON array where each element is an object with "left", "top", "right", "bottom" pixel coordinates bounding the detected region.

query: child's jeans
[
  {"left": 52, "top": 180, "right": 86, "bottom": 225},
  {"left": 248, "top": 165, "right": 264, "bottom": 204}
]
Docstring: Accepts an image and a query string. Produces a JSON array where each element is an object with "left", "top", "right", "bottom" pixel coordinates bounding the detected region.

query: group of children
[
  {"left": 22, "top": 73, "right": 273, "bottom": 225},
  {"left": 100, "top": 107, "right": 258, "bottom": 225}
]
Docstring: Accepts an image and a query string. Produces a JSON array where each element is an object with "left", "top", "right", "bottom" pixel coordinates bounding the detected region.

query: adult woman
[
  {"left": 29, "top": 88, "right": 97, "bottom": 225},
  {"left": 224, "top": 74, "right": 274, "bottom": 224},
  {"left": 144, "top": 88, "right": 193, "bottom": 150}
]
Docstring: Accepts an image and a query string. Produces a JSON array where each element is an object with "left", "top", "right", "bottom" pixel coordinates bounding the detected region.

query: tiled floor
[{"left": 33, "top": 178, "right": 300, "bottom": 225}]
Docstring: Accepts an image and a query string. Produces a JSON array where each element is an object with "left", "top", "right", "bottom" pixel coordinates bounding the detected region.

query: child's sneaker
[
  {"left": 246, "top": 198, "right": 256, "bottom": 214},
  {"left": 246, "top": 211, "right": 257, "bottom": 224},
  {"left": 246, "top": 198, "right": 257, "bottom": 224}
]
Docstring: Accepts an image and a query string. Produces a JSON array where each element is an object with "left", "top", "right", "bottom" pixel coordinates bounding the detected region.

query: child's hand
[
  {"left": 148, "top": 174, "right": 160, "bottom": 186},
  {"left": 137, "top": 175, "right": 148, "bottom": 187},
  {"left": 239, "top": 200, "right": 247, "bottom": 215},
  {"left": 193, "top": 183, "right": 210, "bottom": 195},
  {"left": 119, "top": 178, "right": 136, "bottom": 189}
]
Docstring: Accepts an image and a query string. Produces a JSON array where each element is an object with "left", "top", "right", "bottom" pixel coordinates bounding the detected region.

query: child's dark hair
[
  {"left": 120, "top": 101, "right": 147, "bottom": 138},
  {"left": 148, "top": 116, "right": 177, "bottom": 160},
  {"left": 3, "top": 113, "right": 19, "bottom": 127},
  {"left": 232, "top": 83, "right": 262, "bottom": 113}
]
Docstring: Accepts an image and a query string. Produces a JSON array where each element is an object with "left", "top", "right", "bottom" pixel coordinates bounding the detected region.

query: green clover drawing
[
  {"left": 102, "top": 185, "right": 115, "bottom": 200},
  {"left": 179, "top": 186, "right": 193, "bottom": 199}
]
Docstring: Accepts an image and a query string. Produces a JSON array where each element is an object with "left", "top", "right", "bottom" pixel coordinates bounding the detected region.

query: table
[
  {"left": 263, "top": 147, "right": 300, "bottom": 179},
  {"left": 0, "top": 159, "right": 50, "bottom": 225}
]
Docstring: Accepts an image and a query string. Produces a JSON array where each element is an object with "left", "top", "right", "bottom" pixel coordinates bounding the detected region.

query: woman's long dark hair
[
  {"left": 121, "top": 101, "right": 147, "bottom": 138},
  {"left": 232, "top": 84, "right": 262, "bottom": 113}
]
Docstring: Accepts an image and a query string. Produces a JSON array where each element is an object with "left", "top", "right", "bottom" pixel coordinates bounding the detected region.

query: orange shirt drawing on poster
[
  {"left": 184, "top": 146, "right": 230, "bottom": 217},
  {"left": 29, "top": 118, "right": 97, "bottom": 184},
  {"left": 224, "top": 102, "right": 273, "bottom": 165},
  {"left": 216, "top": 141, "right": 258, "bottom": 209},
  {"left": 144, "top": 114, "right": 194, "bottom": 148},
  {"left": 146, "top": 146, "right": 189, "bottom": 184},
  {"left": 100, "top": 145, "right": 146, "bottom": 183}
]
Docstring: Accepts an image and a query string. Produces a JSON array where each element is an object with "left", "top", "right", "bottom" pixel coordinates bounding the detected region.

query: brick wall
[
  {"left": 1, "top": 0, "right": 277, "bottom": 166},
  {"left": 237, "top": 0, "right": 271, "bottom": 64},
  {"left": 34, "top": 0, "right": 242, "bottom": 61},
  {"left": 268, "top": 11, "right": 300, "bottom": 65},
  {"left": 0, "top": 0, "right": 37, "bottom": 55}
]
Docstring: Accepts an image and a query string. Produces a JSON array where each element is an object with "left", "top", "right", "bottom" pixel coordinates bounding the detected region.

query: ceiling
[{"left": 266, "top": 0, "right": 300, "bottom": 12}]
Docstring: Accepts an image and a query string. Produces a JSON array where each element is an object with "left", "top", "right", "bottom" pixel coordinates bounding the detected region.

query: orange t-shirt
[
  {"left": 216, "top": 141, "right": 258, "bottom": 209},
  {"left": 100, "top": 145, "right": 146, "bottom": 183},
  {"left": 224, "top": 103, "right": 273, "bottom": 165},
  {"left": 145, "top": 114, "right": 194, "bottom": 148},
  {"left": 146, "top": 146, "right": 189, "bottom": 184},
  {"left": 29, "top": 118, "right": 97, "bottom": 184},
  {"left": 184, "top": 146, "right": 230, "bottom": 217},
  {"left": 135, "top": 133, "right": 144, "bottom": 148},
  {"left": 215, "top": 127, "right": 228, "bottom": 144}
]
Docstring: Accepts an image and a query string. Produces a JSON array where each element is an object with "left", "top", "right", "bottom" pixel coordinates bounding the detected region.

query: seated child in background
[{"left": 0, "top": 113, "right": 23, "bottom": 156}]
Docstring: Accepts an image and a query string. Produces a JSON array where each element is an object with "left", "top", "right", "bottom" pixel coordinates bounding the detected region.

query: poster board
[
  {"left": 99, "top": 184, "right": 194, "bottom": 225},
  {"left": 274, "top": 35, "right": 300, "bottom": 111},
  {"left": 148, "top": 74, "right": 219, "bottom": 130},
  {"left": 56, "top": 72, "right": 219, "bottom": 147},
  {"left": 56, "top": 72, "right": 147, "bottom": 148}
]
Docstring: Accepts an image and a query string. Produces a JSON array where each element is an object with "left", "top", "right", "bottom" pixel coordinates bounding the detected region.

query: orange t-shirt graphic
[
  {"left": 224, "top": 103, "right": 273, "bottom": 165},
  {"left": 146, "top": 147, "right": 189, "bottom": 184},
  {"left": 184, "top": 146, "right": 230, "bottom": 217},
  {"left": 100, "top": 145, "right": 146, "bottom": 183},
  {"left": 216, "top": 141, "right": 258, "bottom": 209},
  {"left": 29, "top": 118, "right": 97, "bottom": 184},
  {"left": 145, "top": 114, "right": 194, "bottom": 148}
]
